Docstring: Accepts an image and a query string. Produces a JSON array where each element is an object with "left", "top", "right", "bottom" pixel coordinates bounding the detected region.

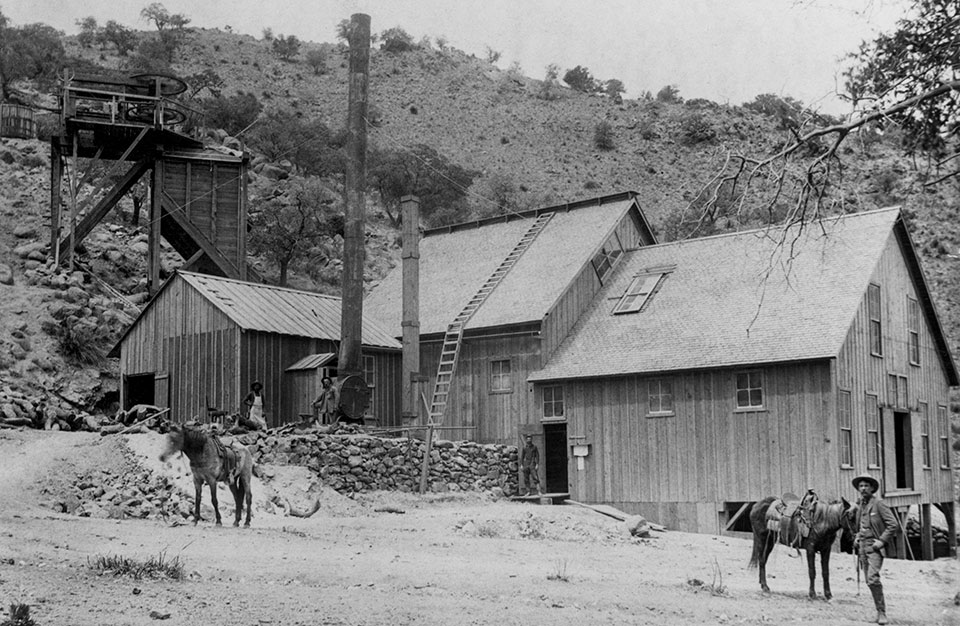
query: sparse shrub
[
  {"left": 305, "top": 49, "right": 326, "bottom": 75},
  {"left": 594, "top": 121, "right": 615, "bottom": 150},
  {"left": 49, "top": 318, "right": 107, "bottom": 365},
  {"left": 1, "top": 602, "right": 36, "bottom": 626},
  {"left": 435, "top": 35, "right": 448, "bottom": 51},
  {"left": 261, "top": 27, "right": 274, "bottom": 41},
  {"left": 485, "top": 46, "right": 501, "bottom": 64},
  {"left": 743, "top": 93, "right": 805, "bottom": 130},
  {"left": 679, "top": 112, "right": 716, "bottom": 145},
  {"left": 604, "top": 79, "right": 625, "bottom": 102},
  {"left": 272, "top": 34, "right": 301, "bottom": 60},
  {"left": 685, "top": 98, "right": 719, "bottom": 109},
  {"left": 537, "top": 63, "right": 561, "bottom": 101},
  {"left": 638, "top": 118, "right": 659, "bottom": 140},
  {"left": 203, "top": 91, "right": 263, "bottom": 135},
  {"left": 656, "top": 84, "right": 682, "bottom": 103},
  {"left": 89, "top": 551, "right": 185, "bottom": 580},
  {"left": 547, "top": 559, "right": 570, "bottom": 582},
  {"left": 563, "top": 65, "right": 597, "bottom": 93},
  {"left": 379, "top": 27, "right": 416, "bottom": 53}
]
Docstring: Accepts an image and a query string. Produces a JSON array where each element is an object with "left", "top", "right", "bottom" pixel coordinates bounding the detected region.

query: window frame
[
  {"left": 591, "top": 232, "right": 624, "bottom": 283},
  {"left": 735, "top": 370, "right": 764, "bottom": 411},
  {"left": 920, "top": 401, "right": 930, "bottom": 468},
  {"left": 490, "top": 359, "right": 513, "bottom": 394},
  {"left": 907, "top": 296, "right": 921, "bottom": 366},
  {"left": 938, "top": 404, "right": 951, "bottom": 469},
  {"left": 866, "top": 393, "right": 880, "bottom": 468},
  {"left": 868, "top": 283, "right": 882, "bottom": 356},
  {"left": 647, "top": 377, "right": 675, "bottom": 417},
  {"left": 542, "top": 385, "right": 564, "bottom": 419},
  {"left": 362, "top": 354, "right": 376, "bottom": 388},
  {"left": 613, "top": 273, "right": 664, "bottom": 315},
  {"left": 838, "top": 389, "right": 853, "bottom": 467}
]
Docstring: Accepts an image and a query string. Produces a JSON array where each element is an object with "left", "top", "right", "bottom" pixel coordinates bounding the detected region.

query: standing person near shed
[
  {"left": 312, "top": 376, "right": 340, "bottom": 425},
  {"left": 520, "top": 434, "right": 541, "bottom": 496},
  {"left": 853, "top": 473, "right": 898, "bottom": 625},
  {"left": 241, "top": 381, "right": 266, "bottom": 430}
]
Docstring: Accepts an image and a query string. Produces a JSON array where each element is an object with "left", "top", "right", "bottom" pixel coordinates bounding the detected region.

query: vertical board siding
[
  {"left": 836, "top": 231, "right": 953, "bottom": 504},
  {"left": 542, "top": 266, "right": 601, "bottom": 360},
  {"left": 558, "top": 361, "right": 834, "bottom": 533}
]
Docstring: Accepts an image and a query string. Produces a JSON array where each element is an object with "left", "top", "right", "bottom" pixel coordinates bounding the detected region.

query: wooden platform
[{"left": 509, "top": 492, "right": 569, "bottom": 505}]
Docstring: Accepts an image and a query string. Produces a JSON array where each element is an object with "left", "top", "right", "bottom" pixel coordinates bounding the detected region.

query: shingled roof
[
  {"left": 113, "top": 271, "right": 401, "bottom": 354},
  {"left": 530, "top": 207, "right": 958, "bottom": 382},
  {"left": 365, "top": 192, "right": 652, "bottom": 336}
]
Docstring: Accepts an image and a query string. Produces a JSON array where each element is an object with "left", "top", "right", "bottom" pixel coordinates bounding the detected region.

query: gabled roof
[
  {"left": 530, "top": 207, "right": 958, "bottom": 383},
  {"left": 365, "top": 192, "right": 654, "bottom": 336},
  {"left": 112, "top": 271, "right": 401, "bottom": 355}
]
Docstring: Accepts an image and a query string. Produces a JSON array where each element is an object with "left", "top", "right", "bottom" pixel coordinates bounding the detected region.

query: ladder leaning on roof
[{"left": 428, "top": 212, "right": 555, "bottom": 425}]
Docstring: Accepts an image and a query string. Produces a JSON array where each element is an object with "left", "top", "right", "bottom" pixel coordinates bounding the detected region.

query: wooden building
[
  {"left": 111, "top": 271, "right": 402, "bottom": 427},
  {"left": 367, "top": 195, "right": 957, "bottom": 558}
]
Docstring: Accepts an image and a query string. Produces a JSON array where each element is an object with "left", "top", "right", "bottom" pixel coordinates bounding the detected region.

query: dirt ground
[{"left": 0, "top": 429, "right": 957, "bottom": 626}]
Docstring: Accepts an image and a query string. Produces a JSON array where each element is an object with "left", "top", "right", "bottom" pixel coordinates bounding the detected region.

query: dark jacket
[
  {"left": 856, "top": 495, "right": 898, "bottom": 547},
  {"left": 520, "top": 443, "right": 539, "bottom": 468}
]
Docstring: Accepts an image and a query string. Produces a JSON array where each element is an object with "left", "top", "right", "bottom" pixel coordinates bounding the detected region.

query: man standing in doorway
[
  {"left": 520, "top": 434, "right": 541, "bottom": 496},
  {"left": 853, "top": 473, "right": 898, "bottom": 625},
  {"left": 312, "top": 377, "right": 340, "bottom": 425}
]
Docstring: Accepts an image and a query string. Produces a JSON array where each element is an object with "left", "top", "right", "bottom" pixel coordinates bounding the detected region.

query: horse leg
[
  {"left": 229, "top": 480, "right": 242, "bottom": 527},
  {"left": 193, "top": 477, "right": 203, "bottom": 524},
  {"left": 209, "top": 480, "right": 222, "bottom": 526},
  {"left": 243, "top": 476, "right": 252, "bottom": 527},
  {"left": 820, "top": 548, "right": 832, "bottom": 600},
  {"left": 757, "top": 532, "right": 773, "bottom": 593},
  {"left": 806, "top": 548, "right": 817, "bottom": 599}
]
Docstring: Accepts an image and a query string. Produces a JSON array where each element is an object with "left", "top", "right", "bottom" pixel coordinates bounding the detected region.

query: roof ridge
[
  {"left": 629, "top": 206, "right": 902, "bottom": 252},
  {"left": 179, "top": 270, "right": 342, "bottom": 301}
]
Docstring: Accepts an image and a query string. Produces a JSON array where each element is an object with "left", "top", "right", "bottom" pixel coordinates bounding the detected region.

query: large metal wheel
[{"left": 129, "top": 73, "right": 188, "bottom": 97}]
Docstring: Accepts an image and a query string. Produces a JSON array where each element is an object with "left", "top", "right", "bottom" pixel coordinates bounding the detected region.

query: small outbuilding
[{"left": 111, "top": 271, "right": 402, "bottom": 427}]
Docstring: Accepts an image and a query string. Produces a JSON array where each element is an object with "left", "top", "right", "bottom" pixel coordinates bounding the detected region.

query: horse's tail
[{"left": 749, "top": 496, "right": 778, "bottom": 568}]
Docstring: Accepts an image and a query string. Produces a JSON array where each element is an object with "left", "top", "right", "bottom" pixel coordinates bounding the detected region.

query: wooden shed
[
  {"left": 111, "top": 271, "right": 402, "bottom": 427},
  {"left": 528, "top": 207, "right": 957, "bottom": 557}
]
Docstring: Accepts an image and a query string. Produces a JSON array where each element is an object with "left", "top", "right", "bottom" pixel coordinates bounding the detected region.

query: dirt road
[{"left": 0, "top": 429, "right": 956, "bottom": 625}]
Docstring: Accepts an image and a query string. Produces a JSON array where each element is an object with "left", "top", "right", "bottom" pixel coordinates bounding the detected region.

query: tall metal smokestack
[
  {"left": 401, "top": 195, "right": 421, "bottom": 424},
  {"left": 339, "top": 13, "right": 370, "bottom": 380}
]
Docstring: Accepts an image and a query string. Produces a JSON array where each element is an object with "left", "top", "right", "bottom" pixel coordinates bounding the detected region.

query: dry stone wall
[{"left": 245, "top": 431, "right": 521, "bottom": 497}]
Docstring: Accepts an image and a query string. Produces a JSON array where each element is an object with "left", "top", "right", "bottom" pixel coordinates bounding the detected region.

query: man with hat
[
  {"left": 852, "top": 473, "right": 898, "bottom": 625},
  {"left": 520, "top": 434, "right": 541, "bottom": 496}
]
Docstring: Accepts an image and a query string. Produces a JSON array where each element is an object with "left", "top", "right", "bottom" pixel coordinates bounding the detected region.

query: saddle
[
  {"left": 765, "top": 489, "right": 819, "bottom": 552},
  {"left": 212, "top": 436, "right": 243, "bottom": 483}
]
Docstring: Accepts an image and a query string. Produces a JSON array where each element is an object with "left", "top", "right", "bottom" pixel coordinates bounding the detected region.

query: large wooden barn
[
  {"left": 366, "top": 195, "right": 956, "bottom": 558},
  {"left": 111, "top": 271, "right": 402, "bottom": 427}
]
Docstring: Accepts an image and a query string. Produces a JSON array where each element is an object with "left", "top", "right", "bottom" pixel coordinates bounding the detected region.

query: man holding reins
[{"left": 852, "top": 473, "right": 898, "bottom": 625}]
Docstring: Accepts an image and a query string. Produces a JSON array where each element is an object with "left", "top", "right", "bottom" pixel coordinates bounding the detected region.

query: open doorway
[
  {"left": 543, "top": 423, "right": 569, "bottom": 494},
  {"left": 124, "top": 373, "right": 155, "bottom": 410},
  {"left": 892, "top": 411, "right": 914, "bottom": 490}
]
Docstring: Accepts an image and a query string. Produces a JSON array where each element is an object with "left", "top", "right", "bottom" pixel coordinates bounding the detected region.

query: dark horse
[
  {"left": 159, "top": 424, "right": 253, "bottom": 527},
  {"left": 749, "top": 492, "right": 856, "bottom": 600}
]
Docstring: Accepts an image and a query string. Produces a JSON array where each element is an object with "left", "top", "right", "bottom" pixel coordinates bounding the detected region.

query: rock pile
[{"left": 248, "top": 430, "right": 520, "bottom": 496}]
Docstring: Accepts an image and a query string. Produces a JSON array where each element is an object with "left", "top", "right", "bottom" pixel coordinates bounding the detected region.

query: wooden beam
[
  {"left": 49, "top": 138, "right": 62, "bottom": 256},
  {"left": 160, "top": 193, "right": 242, "bottom": 279},
  {"left": 58, "top": 159, "right": 151, "bottom": 261},
  {"left": 724, "top": 501, "right": 752, "bottom": 532},
  {"left": 149, "top": 157, "right": 162, "bottom": 293}
]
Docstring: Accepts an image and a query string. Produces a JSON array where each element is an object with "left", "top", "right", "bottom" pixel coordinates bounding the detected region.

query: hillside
[{"left": 1, "top": 24, "right": 959, "bottom": 417}]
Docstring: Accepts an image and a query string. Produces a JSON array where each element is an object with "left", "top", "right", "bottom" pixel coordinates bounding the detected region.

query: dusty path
[{"left": 0, "top": 429, "right": 957, "bottom": 625}]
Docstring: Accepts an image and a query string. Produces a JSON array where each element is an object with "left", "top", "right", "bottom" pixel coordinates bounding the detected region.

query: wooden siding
[
  {"left": 550, "top": 362, "right": 835, "bottom": 533},
  {"left": 162, "top": 158, "right": 243, "bottom": 269},
  {"left": 422, "top": 333, "right": 541, "bottom": 443},
  {"left": 835, "top": 230, "right": 954, "bottom": 504},
  {"left": 118, "top": 278, "right": 239, "bottom": 422}
]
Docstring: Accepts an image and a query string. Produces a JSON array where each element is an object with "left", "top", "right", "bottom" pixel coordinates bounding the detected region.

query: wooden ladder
[{"left": 428, "top": 212, "right": 555, "bottom": 424}]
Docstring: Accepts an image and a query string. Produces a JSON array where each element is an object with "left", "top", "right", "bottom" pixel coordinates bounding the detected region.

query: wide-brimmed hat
[{"left": 852, "top": 473, "right": 879, "bottom": 492}]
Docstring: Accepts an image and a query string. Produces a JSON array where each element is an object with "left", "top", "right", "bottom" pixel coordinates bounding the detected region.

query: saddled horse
[
  {"left": 749, "top": 491, "right": 855, "bottom": 600},
  {"left": 159, "top": 424, "right": 254, "bottom": 527}
]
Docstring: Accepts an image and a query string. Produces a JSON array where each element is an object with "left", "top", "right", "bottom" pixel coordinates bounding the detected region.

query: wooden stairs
[{"left": 427, "top": 212, "right": 555, "bottom": 424}]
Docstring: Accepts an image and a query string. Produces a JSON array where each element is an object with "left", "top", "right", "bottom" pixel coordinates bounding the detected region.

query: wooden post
[
  {"left": 148, "top": 155, "right": 163, "bottom": 293},
  {"left": 401, "top": 195, "right": 420, "bottom": 424},
  {"left": 418, "top": 422, "right": 435, "bottom": 494},
  {"left": 50, "top": 138, "right": 62, "bottom": 260},
  {"left": 920, "top": 502, "right": 933, "bottom": 560},
  {"left": 338, "top": 12, "right": 370, "bottom": 380}
]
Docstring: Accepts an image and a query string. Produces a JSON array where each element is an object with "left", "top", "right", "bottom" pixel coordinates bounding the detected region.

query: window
[
  {"left": 908, "top": 296, "right": 920, "bottom": 365},
  {"left": 887, "top": 374, "right": 907, "bottom": 409},
  {"left": 648, "top": 378, "right": 674, "bottom": 416},
  {"left": 868, "top": 284, "right": 882, "bottom": 356},
  {"left": 543, "top": 385, "right": 564, "bottom": 418},
  {"left": 591, "top": 232, "right": 623, "bottom": 282},
  {"left": 839, "top": 390, "right": 852, "bottom": 467},
  {"left": 938, "top": 405, "right": 950, "bottom": 468},
  {"left": 866, "top": 394, "right": 880, "bottom": 467},
  {"left": 735, "top": 371, "right": 763, "bottom": 409},
  {"left": 614, "top": 273, "right": 664, "bottom": 314},
  {"left": 491, "top": 359, "right": 512, "bottom": 393},
  {"left": 920, "top": 402, "right": 930, "bottom": 468},
  {"left": 362, "top": 354, "right": 376, "bottom": 387}
]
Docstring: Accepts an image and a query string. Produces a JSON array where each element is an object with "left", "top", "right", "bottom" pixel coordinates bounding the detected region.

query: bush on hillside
[
  {"left": 379, "top": 27, "right": 416, "bottom": 53},
  {"left": 594, "top": 121, "right": 615, "bottom": 150},
  {"left": 743, "top": 93, "right": 805, "bottom": 130},
  {"left": 563, "top": 65, "right": 597, "bottom": 93},
  {"left": 249, "top": 108, "right": 344, "bottom": 177},
  {"left": 97, "top": 20, "right": 138, "bottom": 56},
  {"left": 305, "top": 49, "right": 326, "bottom": 75},
  {"left": 272, "top": 34, "right": 301, "bottom": 60},
  {"left": 202, "top": 91, "right": 263, "bottom": 136},
  {"left": 656, "top": 84, "right": 682, "bottom": 104},
  {"left": 679, "top": 112, "right": 716, "bottom": 145}
]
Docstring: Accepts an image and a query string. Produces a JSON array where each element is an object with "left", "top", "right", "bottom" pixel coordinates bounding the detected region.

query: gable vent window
[
  {"left": 614, "top": 273, "right": 664, "bottom": 314},
  {"left": 591, "top": 232, "right": 623, "bottom": 282}
]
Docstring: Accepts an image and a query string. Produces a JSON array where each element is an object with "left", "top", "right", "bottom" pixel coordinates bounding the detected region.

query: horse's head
[
  {"left": 838, "top": 497, "right": 856, "bottom": 554},
  {"left": 159, "top": 424, "right": 184, "bottom": 463}
]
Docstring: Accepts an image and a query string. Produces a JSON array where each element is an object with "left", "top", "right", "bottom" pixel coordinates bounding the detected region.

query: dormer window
[
  {"left": 613, "top": 272, "right": 664, "bottom": 314},
  {"left": 591, "top": 233, "right": 623, "bottom": 282}
]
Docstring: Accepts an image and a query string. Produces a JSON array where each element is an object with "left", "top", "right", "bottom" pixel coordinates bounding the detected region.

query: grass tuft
[
  {"left": 1, "top": 603, "right": 36, "bottom": 626},
  {"left": 88, "top": 550, "right": 185, "bottom": 581},
  {"left": 546, "top": 558, "right": 569, "bottom": 582}
]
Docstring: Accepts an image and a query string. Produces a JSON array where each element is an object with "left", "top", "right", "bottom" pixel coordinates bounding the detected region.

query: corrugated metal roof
[
  {"left": 180, "top": 272, "right": 401, "bottom": 349},
  {"left": 530, "top": 208, "right": 906, "bottom": 381},
  {"left": 286, "top": 353, "right": 337, "bottom": 371},
  {"left": 364, "top": 195, "right": 642, "bottom": 335}
]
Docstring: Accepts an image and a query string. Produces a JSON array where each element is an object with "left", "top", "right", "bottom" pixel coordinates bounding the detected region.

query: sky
[{"left": 4, "top": 0, "right": 907, "bottom": 114}]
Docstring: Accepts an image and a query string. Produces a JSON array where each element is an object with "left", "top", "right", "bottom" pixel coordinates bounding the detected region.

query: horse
[
  {"left": 159, "top": 424, "right": 254, "bottom": 527},
  {"left": 749, "top": 491, "right": 856, "bottom": 600}
]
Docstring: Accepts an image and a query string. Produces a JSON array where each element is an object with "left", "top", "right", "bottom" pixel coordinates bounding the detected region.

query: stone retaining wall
[{"left": 246, "top": 431, "right": 521, "bottom": 497}]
